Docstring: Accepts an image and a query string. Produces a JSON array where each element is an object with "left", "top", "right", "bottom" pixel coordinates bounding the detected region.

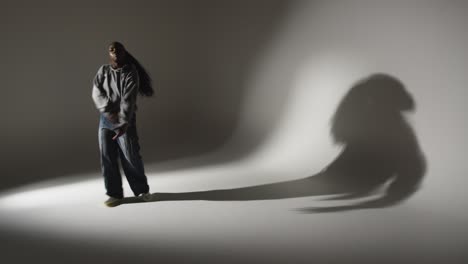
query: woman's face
[{"left": 108, "top": 45, "right": 126, "bottom": 63}]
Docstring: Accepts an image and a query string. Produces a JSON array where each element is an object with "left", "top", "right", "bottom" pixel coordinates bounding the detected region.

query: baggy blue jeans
[{"left": 98, "top": 113, "right": 149, "bottom": 199}]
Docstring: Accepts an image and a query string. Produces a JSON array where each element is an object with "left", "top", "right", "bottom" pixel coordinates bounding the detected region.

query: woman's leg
[
  {"left": 99, "top": 127, "right": 124, "bottom": 199},
  {"left": 117, "top": 123, "right": 150, "bottom": 196}
]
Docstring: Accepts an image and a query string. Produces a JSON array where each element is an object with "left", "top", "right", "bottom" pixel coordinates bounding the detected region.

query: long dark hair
[{"left": 110, "top": 41, "right": 154, "bottom": 97}]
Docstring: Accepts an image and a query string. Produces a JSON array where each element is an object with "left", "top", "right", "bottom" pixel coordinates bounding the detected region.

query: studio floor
[{"left": 0, "top": 154, "right": 466, "bottom": 264}]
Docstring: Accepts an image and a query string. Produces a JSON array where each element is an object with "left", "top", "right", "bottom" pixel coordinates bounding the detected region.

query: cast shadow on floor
[{"left": 121, "top": 73, "right": 427, "bottom": 213}]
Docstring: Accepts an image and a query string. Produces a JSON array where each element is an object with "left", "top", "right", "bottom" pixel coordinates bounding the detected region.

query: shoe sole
[{"left": 105, "top": 200, "right": 122, "bottom": 207}]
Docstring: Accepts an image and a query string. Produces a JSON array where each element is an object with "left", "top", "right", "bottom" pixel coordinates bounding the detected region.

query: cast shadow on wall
[{"left": 126, "top": 74, "right": 427, "bottom": 213}]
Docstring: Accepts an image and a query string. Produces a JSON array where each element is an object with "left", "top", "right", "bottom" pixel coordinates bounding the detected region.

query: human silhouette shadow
[{"left": 124, "top": 74, "right": 426, "bottom": 212}]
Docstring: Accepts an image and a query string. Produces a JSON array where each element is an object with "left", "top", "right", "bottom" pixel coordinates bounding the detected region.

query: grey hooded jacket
[{"left": 92, "top": 63, "right": 139, "bottom": 127}]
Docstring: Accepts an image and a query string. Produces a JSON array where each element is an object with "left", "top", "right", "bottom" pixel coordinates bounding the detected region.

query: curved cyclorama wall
[
  {"left": 0, "top": 1, "right": 467, "bottom": 263},
  {"left": 0, "top": 0, "right": 292, "bottom": 190},
  {"left": 1, "top": 0, "right": 467, "bottom": 211},
  {"left": 214, "top": 0, "right": 468, "bottom": 212}
]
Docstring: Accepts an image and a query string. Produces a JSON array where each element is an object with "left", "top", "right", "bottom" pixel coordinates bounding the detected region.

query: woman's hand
[{"left": 112, "top": 123, "right": 129, "bottom": 140}]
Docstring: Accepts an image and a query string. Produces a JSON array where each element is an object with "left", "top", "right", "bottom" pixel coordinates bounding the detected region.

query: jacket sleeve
[
  {"left": 118, "top": 66, "right": 139, "bottom": 125},
  {"left": 91, "top": 65, "right": 108, "bottom": 113}
]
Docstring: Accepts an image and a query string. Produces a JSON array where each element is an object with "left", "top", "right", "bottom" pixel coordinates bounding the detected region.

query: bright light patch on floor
[{"left": 0, "top": 179, "right": 101, "bottom": 210}]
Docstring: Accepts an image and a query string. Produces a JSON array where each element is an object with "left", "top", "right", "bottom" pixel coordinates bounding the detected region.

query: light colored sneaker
[
  {"left": 104, "top": 197, "right": 122, "bottom": 207},
  {"left": 138, "top": 192, "right": 152, "bottom": 202}
]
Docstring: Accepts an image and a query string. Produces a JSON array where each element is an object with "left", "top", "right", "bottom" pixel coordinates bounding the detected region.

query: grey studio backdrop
[
  {"left": 1, "top": 0, "right": 468, "bottom": 263},
  {"left": 0, "top": 0, "right": 292, "bottom": 191}
]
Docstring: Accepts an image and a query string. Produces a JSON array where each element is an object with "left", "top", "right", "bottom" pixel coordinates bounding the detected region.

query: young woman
[{"left": 92, "top": 41, "right": 154, "bottom": 207}]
